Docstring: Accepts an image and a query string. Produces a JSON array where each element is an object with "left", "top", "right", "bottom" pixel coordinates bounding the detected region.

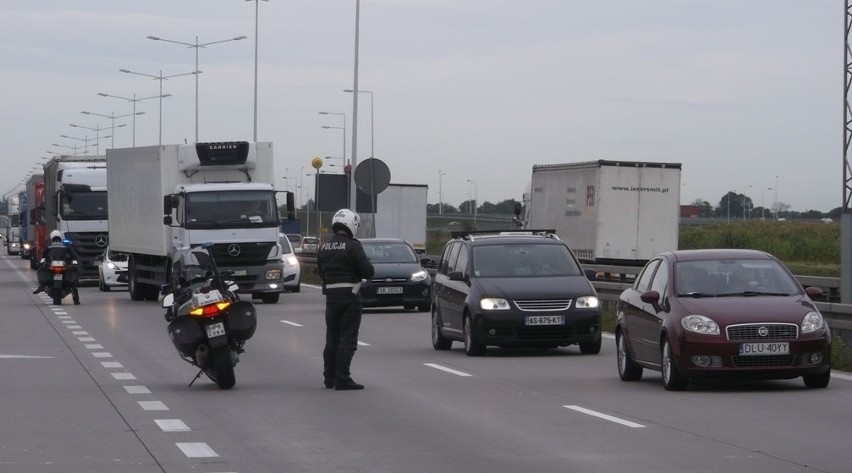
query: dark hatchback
[
  {"left": 431, "top": 231, "right": 601, "bottom": 356},
  {"left": 359, "top": 238, "right": 432, "bottom": 312},
  {"left": 616, "top": 249, "right": 831, "bottom": 390}
]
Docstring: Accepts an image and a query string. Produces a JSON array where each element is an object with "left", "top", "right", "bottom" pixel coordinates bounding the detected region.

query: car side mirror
[
  {"left": 805, "top": 286, "right": 823, "bottom": 298},
  {"left": 420, "top": 257, "right": 432, "bottom": 266},
  {"left": 163, "top": 215, "right": 173, "bottom": 225},
  {"left": 640, "top": 290, "right": 661, "bottom": 304},
  {"left": 448, "top": 271, "right": 466, "bottom": 282},
  {"left": 584, "top": 268, "right": 597, "bottom": 281}
]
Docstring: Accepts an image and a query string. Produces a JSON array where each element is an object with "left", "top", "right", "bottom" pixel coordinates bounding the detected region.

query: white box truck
[
  {"left": 3, "top": 193, "right": 21, "bottom": 255},
  {"left": 528, "top": 160, "right": 681, "bottom": 263},
  {"left": 107, "top": 142, "right": 291, "bottom": 303},
  {"left": 374, "top": 183, "right": 428, "bottom": 253},
  {"left": 42, "top": 156, "right": 108, "bottom": 280}
]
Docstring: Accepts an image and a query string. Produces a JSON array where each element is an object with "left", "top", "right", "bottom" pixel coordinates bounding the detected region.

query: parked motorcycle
[
  {"left": 161, "top": 247, "right": 257, "bottom": 389},
  {"left": 36, "top": 258, "right": 78, "bottom": 305}
]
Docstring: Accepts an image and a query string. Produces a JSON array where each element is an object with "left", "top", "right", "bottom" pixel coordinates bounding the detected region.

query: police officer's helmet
[
  {"left": 50, "top": 230, "right": 64, "bottom": 243},
  {"left": 331, "top": 209, "right": 360, "bottom": 237}
]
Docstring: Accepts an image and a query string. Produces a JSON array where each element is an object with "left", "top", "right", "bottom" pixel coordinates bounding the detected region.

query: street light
[
  {"left": 119, "top": 68, "right": 199, "bottom": 145},
  {"left": 69, "top": 123, "right": 124, "bottom": 155},
  {"left": 245, "top": 0, "right": 269, "bottom": 142},
  {"left": 98, "top": 92, "right": 169, "bottom": 146},
  {"left": 741, "top": 184, "right": 754, "bottom": 221},
  {"left": 343, "top": 89, "right": 374, "bottom": 159},
  {"left": 438, "top": 170, "right": 446, "bottom": 215},
  {"left": 81, "top": 110, "right": 143, "bottom": 149},
  {"left": 467, "top": 178, "right": 478, "bottom": 229},
  {"left": 58, "top": 135, "right": 106, "bottom": 155},
  {"left": 348, "top": 0, "right": 362, "bottom": 215},
  {"left": 761, "top": 187, "right": 773, "bottom": 220},
  {"left": 319, "top": 111, "right": 346, "bottom": 162},
  {"left": 147, "top": 34, "right": 247, "bottom": 142}
]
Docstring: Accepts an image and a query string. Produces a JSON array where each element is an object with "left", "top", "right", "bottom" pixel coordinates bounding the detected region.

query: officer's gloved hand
[{"left": 72, "top": 260, "right": 78, "bottom": 266}]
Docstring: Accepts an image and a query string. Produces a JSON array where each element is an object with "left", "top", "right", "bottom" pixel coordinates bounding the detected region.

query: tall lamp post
[
  {"left": 81, "top": 110, "right": 143, "bottom": 149},
  {"left": 741, "top": 184, "right": 754, "bottom": 221},
  {"left": 69, "top": 123, "right": 123, "bottom": 155},
  {"left": 51, "top": 142, "right": 91, "bottom": 156},
  {"left": 119, "top": 68, "right": 198, "bottom": 145},
  {"left": 319, "top": 111, "right": 346, "bottom": 162},
  {"left": 343, "top": 89, "right": 373, "bottom": 159},
  {"left": 147, "top": 34, "right": 246, "bottom": 142},
  {"left": 467, "top": 179, "right": 478, "bottom": 229},
  {"left": 245, "top": 0, "right": 269, "bottom": 142},
  {"left": 761, "top": 187, "right": 773, "bottom": 220},
  {"left": 438, "top": 170, "right": 446, "bottom": 215},
  {"left": 59, "top": 135, "right": 105, "bottom": 155},
  {"left": 98, "top": 92, "right": 169, "bottom": 146}
]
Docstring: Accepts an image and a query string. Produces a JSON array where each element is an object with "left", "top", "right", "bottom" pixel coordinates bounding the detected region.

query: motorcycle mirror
[{"left": 161, "top": 293, "right": 174, "bottom": 309}]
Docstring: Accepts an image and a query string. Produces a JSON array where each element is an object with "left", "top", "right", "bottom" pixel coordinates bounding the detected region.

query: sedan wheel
[
  {"left": 463, "top": 314, "right": 485, "bottom": 357},
  {"left": 661, "top": 338, "right": 688, "bottom": 391},
  {"left": 616, "top": 331, "right": 643, "bottom": 381},
  {"left": 431, "top": 307, "right": 452, "bottom": 351},
  {"left": 803, "top": 370, "right": 831, "bottom": 389}
]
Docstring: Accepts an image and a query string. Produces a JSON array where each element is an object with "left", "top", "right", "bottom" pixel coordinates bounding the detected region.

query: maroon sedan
[{"left": 616, "top": 249, "right": 831, "bottom": 390}]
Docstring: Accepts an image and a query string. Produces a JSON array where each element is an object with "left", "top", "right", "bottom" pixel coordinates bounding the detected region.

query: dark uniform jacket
[
  {"left": 317, "top": 232, "right": 375, "bottom": 295},
  {"left": 41, "top": 241, "right": 79, "bottom": 265}
]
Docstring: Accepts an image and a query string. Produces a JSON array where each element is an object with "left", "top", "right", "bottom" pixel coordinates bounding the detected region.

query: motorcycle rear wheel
[
  {"left": 206, "top": 345, "right": 236, "bottom": 390},
  {"left": 51, "top": 288, "right": 62, "bottom": 305}
]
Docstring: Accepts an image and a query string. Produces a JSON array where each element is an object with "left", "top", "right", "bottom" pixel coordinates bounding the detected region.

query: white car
[
  {"left": 279, "top": 233, "right": 301, "bottom": 292},
  {"left": 301, "top": 236, "right": 319, "bottom": 256},
  {"left": 97, "top": 246, "right": 129, "bottom": 291}
]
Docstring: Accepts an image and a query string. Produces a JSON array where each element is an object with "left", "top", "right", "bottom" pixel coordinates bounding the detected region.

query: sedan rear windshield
[
  {"left": 363, "top": 242, "right": 417, "bottom": 264},
  {"left": 472, "top": 243, "right": 582, "bottom": 277}
]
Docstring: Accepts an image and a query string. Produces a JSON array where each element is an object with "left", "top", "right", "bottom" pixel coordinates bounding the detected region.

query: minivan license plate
[
  {"left": 739, "top": 342, "right": 789, "bottom": 355},
  {"left": 525, "top": 315, "right": 565, "bottom": 326},
  {"left": 206, "top": 322, "right": 226, "bottom": 338}
]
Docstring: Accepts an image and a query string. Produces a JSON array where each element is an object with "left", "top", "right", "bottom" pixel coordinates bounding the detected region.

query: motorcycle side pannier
[
  {"left": 168, "top": 316, "right": 205, "bottom": 357},
  {"left": 227, "top": 300, "right": 257, "bottom": 342}
]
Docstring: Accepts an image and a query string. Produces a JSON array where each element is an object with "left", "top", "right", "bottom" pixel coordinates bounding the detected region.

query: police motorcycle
[
  {"left": 160, "top": 246, "right": 257, "bottom": 389},
  {"left": 36, "top": 236, "right": 79, "bottom": 306}
]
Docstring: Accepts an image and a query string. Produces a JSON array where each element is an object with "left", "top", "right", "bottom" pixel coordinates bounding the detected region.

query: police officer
[
  {"left": 33, "top": 230, "right": 81, "bottom": 304},
  {"left": 317, "top": 209, "right": 374, "bottom": 390}
]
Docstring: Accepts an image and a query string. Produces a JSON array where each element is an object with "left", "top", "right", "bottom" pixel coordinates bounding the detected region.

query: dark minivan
[{"left": 431, "top": 230, "right": 601, "bottom": 356}]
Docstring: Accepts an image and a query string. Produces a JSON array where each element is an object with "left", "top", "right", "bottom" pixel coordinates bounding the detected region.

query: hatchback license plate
[
  {"left": 206, "top": 322, "right": 226, "bottom": 338},
  {"left": 232, "top": 270, "right": 247, "bottom": 277},
  {"left": 377, "top": 286, "right": 403, "bottom": 294},
  {"left": 525, "top": 315, "right": 565, "bottom": 326},
  {"left": 739, "top": 342, "right": 789, "bottom": 355}
]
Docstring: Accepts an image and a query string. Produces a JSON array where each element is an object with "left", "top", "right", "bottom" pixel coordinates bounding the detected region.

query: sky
[{"left": 0, "top": 1, "right": 843, "bottom": 212}]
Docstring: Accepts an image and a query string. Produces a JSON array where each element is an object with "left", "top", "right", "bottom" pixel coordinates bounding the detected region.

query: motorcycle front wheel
[{"left": 205, "top": 345, "right": 236, "bottom": 390}]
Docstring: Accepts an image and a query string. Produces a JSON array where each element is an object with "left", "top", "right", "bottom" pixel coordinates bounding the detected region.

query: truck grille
[
  {"left": 65, "top": 232, "right": 109, "bottom": 278},
  {"left": 514, "top": 299, "right": 572, "bottom": 312},
  {"left": 208, "top": 242, "right": 275, "bottom": 267},
  {"left": 726, "top": 323, "right": 798, "bottom": 341}
]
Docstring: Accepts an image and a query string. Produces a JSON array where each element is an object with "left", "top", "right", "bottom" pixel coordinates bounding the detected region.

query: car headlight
[
  {"left": 107, "top": 262, "right": 116, "bottom": 269},
  {"left": 23, "top": 243, "right": 31, "bottom": 250},
  {"left": 576, "top": 296, "right": 599, "bottom": 309},
  {"left": 283, "top": 255, "right": 299, "bottom": 267},
  {"left": 480, "top": 298, "right": 510, "bottom": 310},
  {"left": 680, "top": 315, "right": 720, "bottom": 335},
  {"left": 410, "top": 270, "right": 428, "bottom": 283},
  {"left": 265, "top": 269, "right": 282, "bottom": 280},
  {"left": 801, "top": 311, "right": 824, "bottom": 333}
]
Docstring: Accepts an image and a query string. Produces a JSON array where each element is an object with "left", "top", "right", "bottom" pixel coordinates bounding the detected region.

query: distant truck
[
  {"left": 3, "top": 193, "right": 21, "bottom": 255},
  {"left": 375, "top": 183, "right": 428, "bottom": 253},
  {"left": 24, "top": 174, "right": 45, "bottom": 267},
  {"left": 41, "top": 156, "right": 108, "bottom": 280},
  {"left": 107, "top": 142, "right": 293, "bottom": 303},
  {"left": 526, "top": 160, "right": 681, "bottom": 264}
]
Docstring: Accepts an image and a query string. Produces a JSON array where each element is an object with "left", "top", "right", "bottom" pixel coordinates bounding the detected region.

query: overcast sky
[{"left": 0, "top": 1, "right": 842, "bottom": 212}]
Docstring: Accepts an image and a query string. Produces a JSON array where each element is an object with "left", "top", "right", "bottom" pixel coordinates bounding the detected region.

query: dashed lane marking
[
  {"left": 564, "top": 405, "right": 646, "bottom": 428},
  {"left": 281, "top": 320, "right": 303, "bottom": 327},
  {"left": 424, "top": 363, "right": 472, "bottom": 377},
  {"left": 176, "top": 442, "right": 219, "bottom": 458},
  {"left": 138, "top": 401, "right": 169, "bottom": 411},
  {"left": 155, "top": 419, "right": 191, "bottom": 432},
  {"left": 124, "top": 386, "right": 151, "bottom": 394}
]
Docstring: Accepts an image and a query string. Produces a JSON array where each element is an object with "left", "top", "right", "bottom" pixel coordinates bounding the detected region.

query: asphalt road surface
[{"left": 2, "top": 253, "right": 851, "bottom": 473}]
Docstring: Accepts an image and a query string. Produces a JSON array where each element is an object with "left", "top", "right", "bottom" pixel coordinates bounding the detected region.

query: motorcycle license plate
[
  {"left": 206, "top": 322, "right": 226, "bottom": 338},
  {"left": 53, "top": 273, "right": 63, "bottom": 281}
]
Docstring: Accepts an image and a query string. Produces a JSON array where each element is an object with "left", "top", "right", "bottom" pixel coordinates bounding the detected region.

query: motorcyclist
[
  {"left": 317, "top": 209, "right": 375, "bottom": 390},
  {"left": 33, "top": 230, "right": 80, "bottom": 305}
]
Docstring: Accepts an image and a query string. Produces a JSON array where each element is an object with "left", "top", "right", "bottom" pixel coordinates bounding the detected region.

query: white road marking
[
  {"left": 0, "top": 354, "right": 53, "bottom": 359},
  {"left": 84, "top": 344, "right": 103, "bottom": 349},
  {"left": 358, "top": 341, "right": 370, "bottom": 347},
  {"left": 101, "top": 361, "right": 123, "bottom": 369},
  {"left": 176, "top": 442, "right": 219, "bottom": 458},
  {"left": 602, "top": 332, "right": 615, "bottom": 339},
  {"left": 61, "top": 320, "right": 75, "bottom": 324},
  {"left": 57, "top": 315, "right": 71, "bottom": 320},
  {"left": 67, "top": 325, "right": 82, "bottom": 330},
  {"left": 831, "top": 372, "right": 852, "bottom": 382},
  {"left": 78, "top": 337, "right": 96, "bottom": 342},
  {"left": 124, "top": 386, "right": 151, "bottom": 394},
  {"left": 424, "top": 363, "right": 472, "bottom": 377},
  {"left": 54, "top": 311, "right": 68, "bottom": 315},
  {"left": 564, "top": 405, "right": 646, "bottom": 428},
  {"left": 71, "top": 331, "right": 88, "bottom": 336},
  {"left": 111, "top": 372, "right": 136, "bottom": 380},
  {"left": 281, "top": 320, "right": 303, "bottom": 327},
  {"left": 92, "top": 352, "right": 112, "bottom": 358},
  {"left": 155, "top": 419, "right": 191, "bottom": 432},
  {"left": 138, "top": 401, "right": 169, "bottom": 411}
]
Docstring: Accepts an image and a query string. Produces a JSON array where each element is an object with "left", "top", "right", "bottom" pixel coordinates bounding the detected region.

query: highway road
[{"left": 2, "top": 253, "right": 852, "bottom": 473}]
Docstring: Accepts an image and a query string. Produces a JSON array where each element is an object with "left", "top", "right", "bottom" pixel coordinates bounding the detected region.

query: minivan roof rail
[{"left": 450, "top": 229, "right": 558, "bottom": 241}]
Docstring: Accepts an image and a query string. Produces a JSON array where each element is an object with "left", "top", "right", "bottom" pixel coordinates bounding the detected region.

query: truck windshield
[
  {"left": 9, "top": 215, "right": 19, "bottom": 227},
  {"left": 185, "top": 190, "right": 279, "bottom": 229},
  {"left": 60, "top": 190, "right": 108, "bottom": 220}
]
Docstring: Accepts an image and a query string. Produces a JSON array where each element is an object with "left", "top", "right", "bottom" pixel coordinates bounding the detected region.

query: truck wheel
[
  {"left": 128, "top": 258, "right": 145, "bottom": 301},
  {"left": 260, "top": 292, "right": 280, "bottom": 304}
]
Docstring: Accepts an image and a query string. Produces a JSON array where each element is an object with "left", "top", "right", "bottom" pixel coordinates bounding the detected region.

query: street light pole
[
  {"left": 349, "top": 0, "right": 361, "bottom": 216},
  {"left": 761, "top": 187, "right": 773, "bottom": 220},
  {"left": 741, "top": 184, "right": 754, "bottom": 221},
  {"left": 81, "top": 110, "right": 143, "bottom": 148},
  {"left": 438, "top": 170, "right": 446, "bottom": 215},
  {"left": 98, "top": 92, "right": 169, "bottom": 147},
  {"left": 119, "top": 69, "right": 198, "bottom": 145},
  {"left": 245, "top": 0, "right": 268, "bottom": 142},
  {"left": 69, "top": 123, "right": 122, "bottom": 155},
  {"left": 344, "top": 89, "right": 374, "bottom": 159},
  {"left": 147, "top": 34, "right": 246, "bottom": 142}
]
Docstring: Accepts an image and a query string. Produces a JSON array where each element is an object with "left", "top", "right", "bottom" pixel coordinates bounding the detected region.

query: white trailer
[
  {"left": 3, "top": 194, "right": 20, "bottom": 254},
  {"left": 528, "top": 160, "right": 681, "bottom": 263},
  {"left": 375, "top": 183, "right": 428, "bottom": 253},
  {"left": 107, "top": 142, "right": 292, "bottom": 303}
]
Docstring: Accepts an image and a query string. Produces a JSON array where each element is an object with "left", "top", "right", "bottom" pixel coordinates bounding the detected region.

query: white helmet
[
  {"left": 50, "top": 230, "right": 64, "bottom": 242},
  {"left": 331, "top": 209, "right": 360, "bottom": 237}
]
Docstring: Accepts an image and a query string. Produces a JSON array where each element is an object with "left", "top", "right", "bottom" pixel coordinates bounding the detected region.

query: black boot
[
  {"left": 33, "top": 285, "right": 45, "bottom": 294},
  {"left": 334, "top": 378, "right": 364, "bottom": 391},
  {"left": 333, "top": 348, "right": 364, "bottom": 390}
]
